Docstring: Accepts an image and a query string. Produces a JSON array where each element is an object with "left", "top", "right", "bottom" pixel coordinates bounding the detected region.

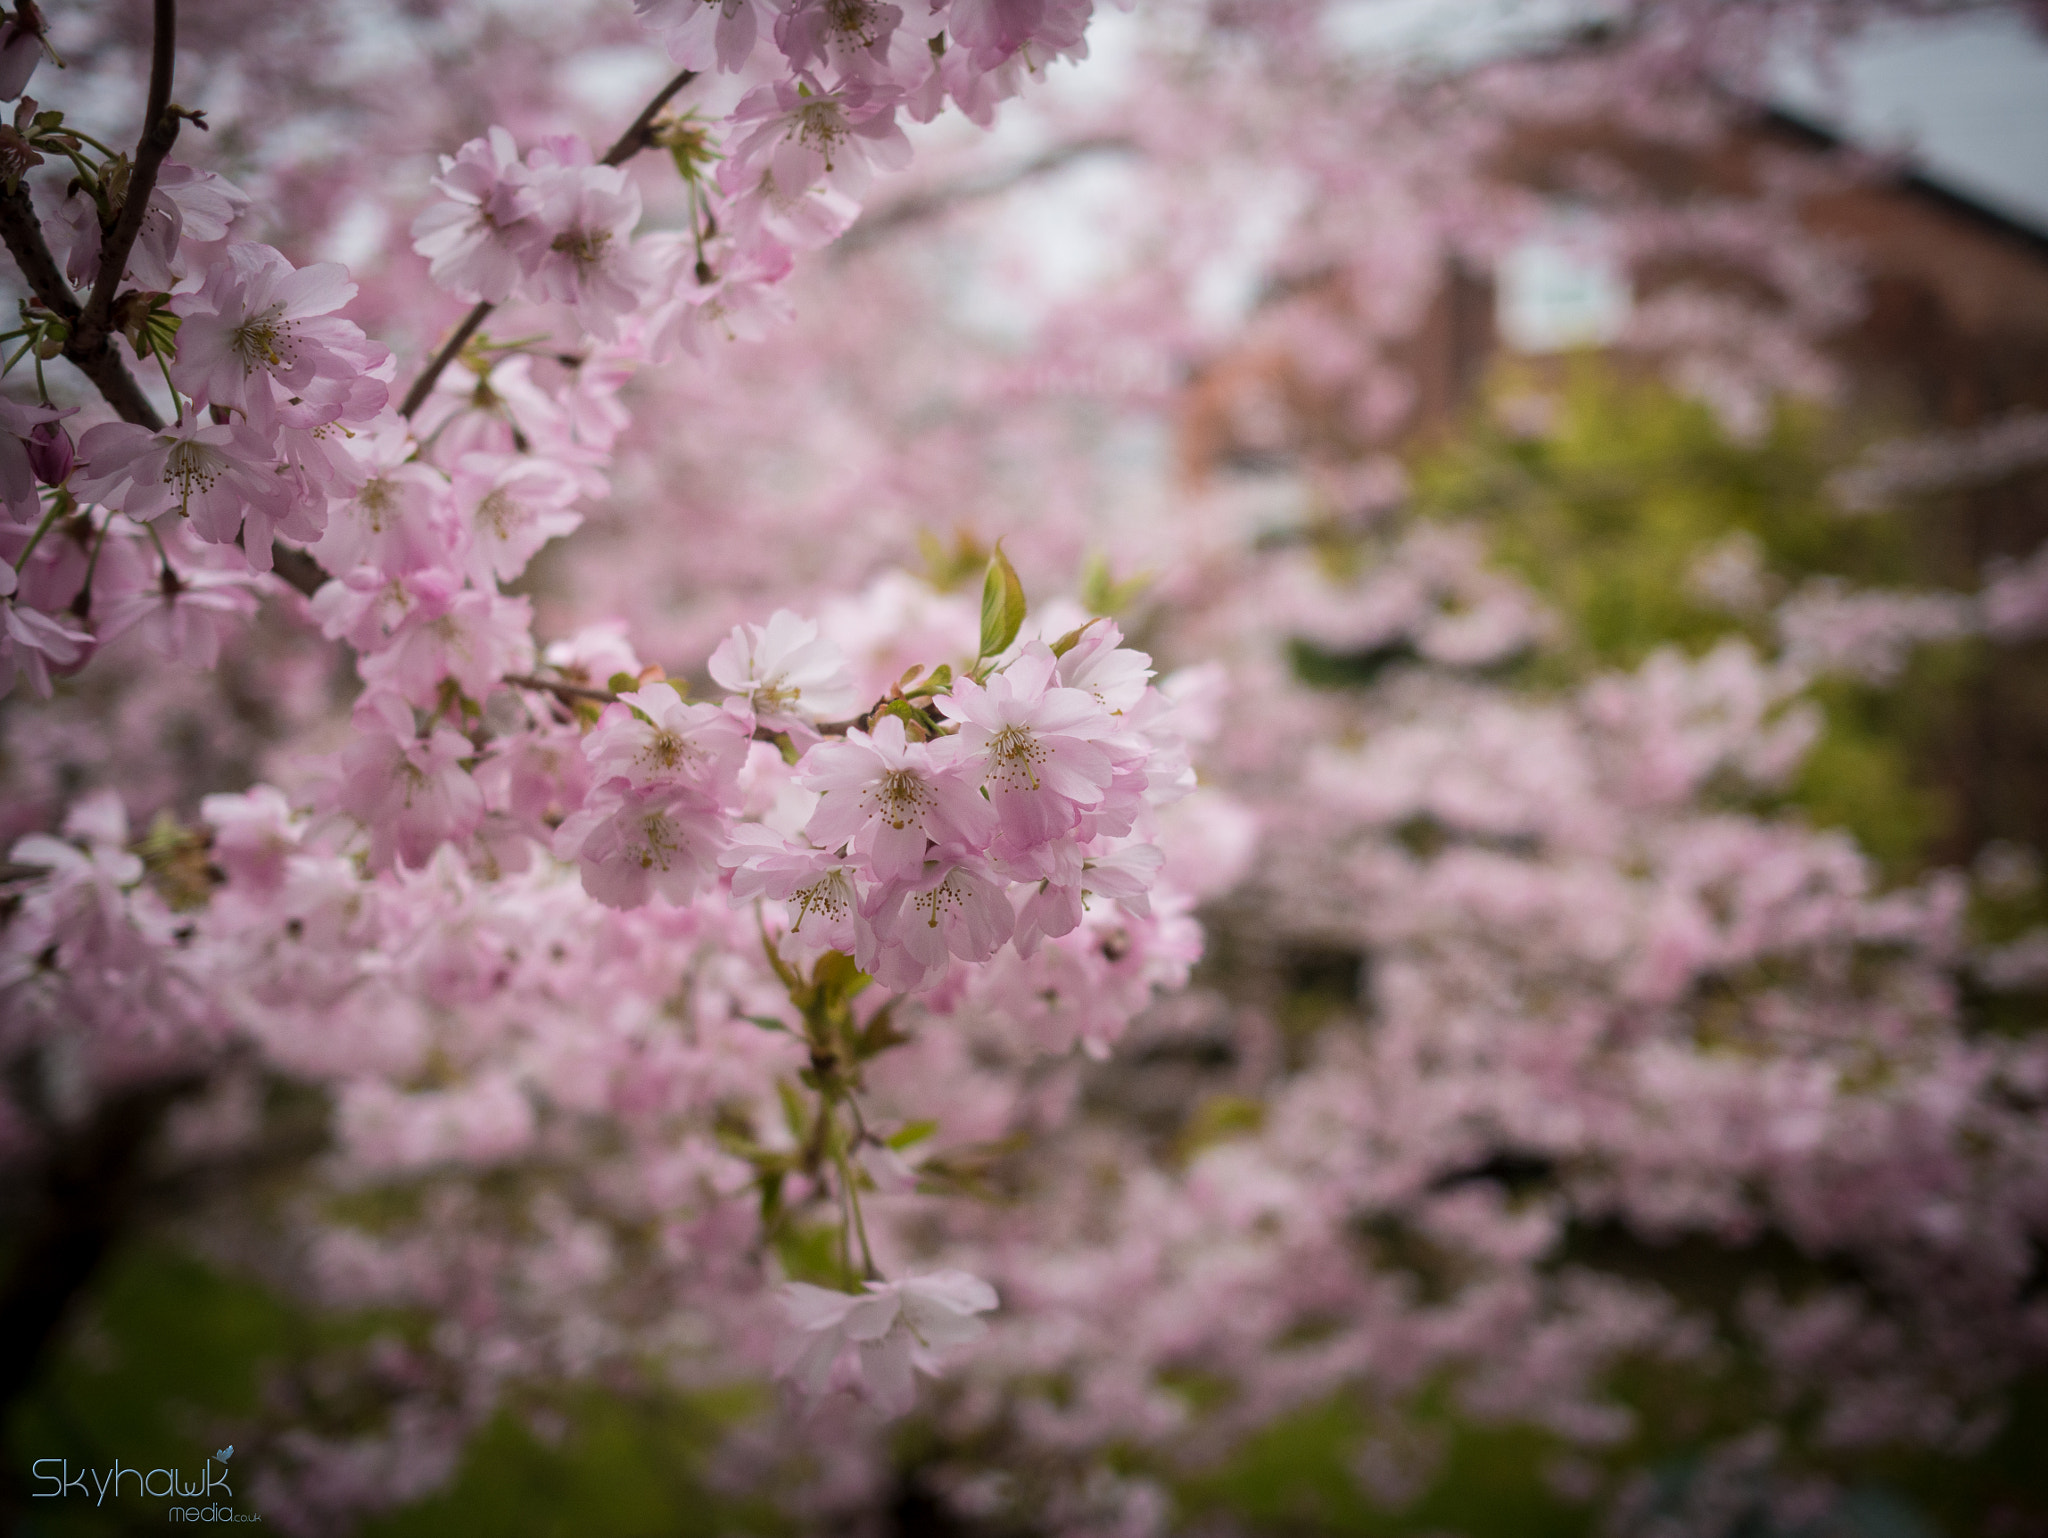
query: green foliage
[
  {"left": 1398, "top": 364, "right": 1979, "bottom": 875},
  {"left": 1413, "top": 367, "right": 1911, "bottom": 673},
  {"left": 6, "top": 1245, "right": 776, "bottom": 1537},
  {"left": 1178, "top": 1393, "right": 1581, "bottom": 1538},
  {"left": 364, "top": 1386, "right": 784, "bottom": 1538}
]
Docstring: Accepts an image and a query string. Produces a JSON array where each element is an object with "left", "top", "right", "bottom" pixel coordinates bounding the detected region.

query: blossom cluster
[{"left": 414, "top": 0, "right": 1100, "bottom": 356}]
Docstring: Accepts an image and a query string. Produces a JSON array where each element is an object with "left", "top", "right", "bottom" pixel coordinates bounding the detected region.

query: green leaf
[
  {"left": 606, "top": 671, "right": 640, "bottom": 696},
  {"left": 1080, "top": 552, "right": 1151, "bottom": 615},
  {"left": 877, "top": 698, "right": 936, "bottom": 739},
  {"left": 740, "top": 1014, "right": 790, "bottom": 1034},
  {"left": 885, "top": 1119, "right": 938, "bottom": 1150},
  {"left": 1049, "top": 618, "right": 1104, "bottom": 659},
  {"left": 978, "top": 543, "right": 1027, "bottom": 661},
  {"left": 854, "top": 1002, "right": 909, "bottom": 1060},
  {"left": 776, "top": 1081, "right": 809, "bottom": 1141},
  {"left": 810, "top": 950, "right": 871, "bottom": 1003}
]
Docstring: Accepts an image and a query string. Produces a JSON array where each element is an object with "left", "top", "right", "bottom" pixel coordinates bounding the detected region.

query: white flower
[
  {"left": 777, "top": 1270, "right": 998, "bottom": 1416},
  {"left": 708, "top": 609, "right": 859, "bottom": 736}
]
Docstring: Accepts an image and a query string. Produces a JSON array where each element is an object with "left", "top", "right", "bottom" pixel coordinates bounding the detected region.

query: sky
[
  {"left": 1769, "top": 6, "right": 2048, "bottom": 234},
  {"left": 1324, "top": 0, "right": 2048, "bottom": 234}
]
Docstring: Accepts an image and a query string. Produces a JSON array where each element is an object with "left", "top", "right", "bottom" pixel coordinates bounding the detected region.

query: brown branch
[
  {"left": 397, "top": 297, "right": 493, "bottom": 420},
  {"left": 0, "top": 181, "right": 168, "bottom": 429},
  {"left": 77, "top": 0, "right": 180, "bottom": 348},
  {"left": 600, "top": 68, "right": 698, "bottom": 167},
  {"left": 0, "top": 181, "right": 78, "bottom": 320},
  {"left": 0, "top": 9, "right": 177, "bottom": 430},
  {"left": 269, "top": 542, "right": 325, "bottom": 598},
  {"left": 396, "top": 67, "right": 698, "bottom": 419},
  {"left": 505, "top": 671, "right": 618, "bottom": 705}
]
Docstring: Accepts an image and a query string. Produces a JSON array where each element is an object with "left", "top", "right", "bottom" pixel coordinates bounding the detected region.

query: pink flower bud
[{"left": 25, "top": 419, "right": 71, "bottom": 486}]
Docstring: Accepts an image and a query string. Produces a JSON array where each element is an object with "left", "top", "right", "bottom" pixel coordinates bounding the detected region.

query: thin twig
[
  {"left": 599, "top": 68, "right": 698, "bottom": 167},
  {"left": 504, "top": 672, "right": 618, "bottom": 704},
  {"left": 397, "top": 298, "right": 493, "bottom": 420}
]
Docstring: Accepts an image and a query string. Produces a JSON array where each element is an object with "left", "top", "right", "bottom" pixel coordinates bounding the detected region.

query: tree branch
[
  {"left": 397, "top": 298, "right": 492, "bottom": 420},
  {"left": 600, "top": 68, "right": 698, "bottom": 168},
  {"left": 1, "top": 179, "right": 168, "bottom": 428},
  {"left": 0, "top": 181, "right": 78, "bottom": 320},
  {"left": 77, "top": 0, "right": 180, "bottom": 349},
  {"left": 505, "top": 671, "right": 618, "bottom": 705}
]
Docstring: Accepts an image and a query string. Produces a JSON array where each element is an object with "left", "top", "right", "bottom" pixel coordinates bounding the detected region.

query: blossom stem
[
  {"left": 64, "top": 129, "right": 121, "bottom": 160},
  {"left": 831, "top": 1137, "right": 879, "bottom": 1282},
  {"left": 69, "top": 507, "right": 112, "bottom": 620},
  {"left": 12, "top": 494, "right": 66, "bottom": 570},
  {"left": 150, "top": 344, "right": 181, "bottom": 417}
]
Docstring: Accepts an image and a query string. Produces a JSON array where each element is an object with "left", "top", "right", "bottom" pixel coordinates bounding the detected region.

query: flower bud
[{"left": 26, "top": 418, "right": 70, "bottom": 484}]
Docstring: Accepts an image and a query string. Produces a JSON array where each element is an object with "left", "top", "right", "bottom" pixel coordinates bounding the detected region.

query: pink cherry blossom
[
  {"left": 411, "top": 126, "right": 546, "bottom": 303},
  {"left": 71, "top": 414, "right": 292, "bottom": 559},
  {"left": 333, "top": 693, "right": 485, "bottom": 873},
  {"left": 358, "top": 587, "right": 536, "bottom": 708},
  {"left": 708, "top": 608, "right": 859, "bottom": 737},
  {"left": 552, "top": 781, "right": 729, "bottom": 909},
  {"left": 94, "top": 561, "right": 263, "bottom": 670},
  {"left": 634, "top": 0, "right": 775, "bottom": 73},
  {"left": 859, "top": 849, "right": 1015, "bottom": 991},
  {"left": 582, "top": 686, "right": 752, "bottom": 803},
  {"left": 448, "top": 451, "right": 582, "bottom": 586},
  {"left": 308, "top": 423, "right": 455, "bottom": 578},
  {"left": 0, "top": 570, "right": 89, "bottom": 698},
  {"left": 801, "top": 712, "right": 995, "bottom": 882},
  {"left": 721, "top": 826, "right": 864, "bottom": 958},
  {"left": 936, "top": 643, "right": 1116, "bottom": 853},
  {"left": 527, "top": 143, "right": 653, "bottom": 338},
  {"left": 171, "top": 243, "right": 390, "bottom": 426}
]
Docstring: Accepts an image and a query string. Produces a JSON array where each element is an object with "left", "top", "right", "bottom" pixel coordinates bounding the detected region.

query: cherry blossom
[
  {"left": 860, "top": 849, "right": 1015, "bottom": 991},
  {"left": 308, "top": 421, "right": 455, "bottom": 578},
  {"left": 171, "top": 243, "right": 390, "bottom": 426},
  {"left": 778, "top": 1271, "right": 999, "bottom": 1416},
  {"left": 707, "top": 608, "right": 860, "bottom": 737},
  {"left": 357, "top": 587, "right": 536, "bottom": 708},
  {"left": 582, "top": 685, "right": 752, "bottom": 800},
  {"left": 70, "top": 414, "right": 292, "bottom": 558},
  {"left": 448, "top": 450, "right": 582, "bottom": 586},
  {"left": 410, "top": 126, "right": 545, "bottom": 304},
  {"left": 552, "top": 781, "right": 730, "bottom": 909},
  {"left": 635, "top": 0, "right": 776, "bottom": 73},
  {"left": 526, "top": 139, "right": 653, "bottom": 336},
  {"left": 801, "top": 712, "right": 995, "bottom": 881},
  {"left": 936, "top": 642, "right": 1116, "bottom": 854}
]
